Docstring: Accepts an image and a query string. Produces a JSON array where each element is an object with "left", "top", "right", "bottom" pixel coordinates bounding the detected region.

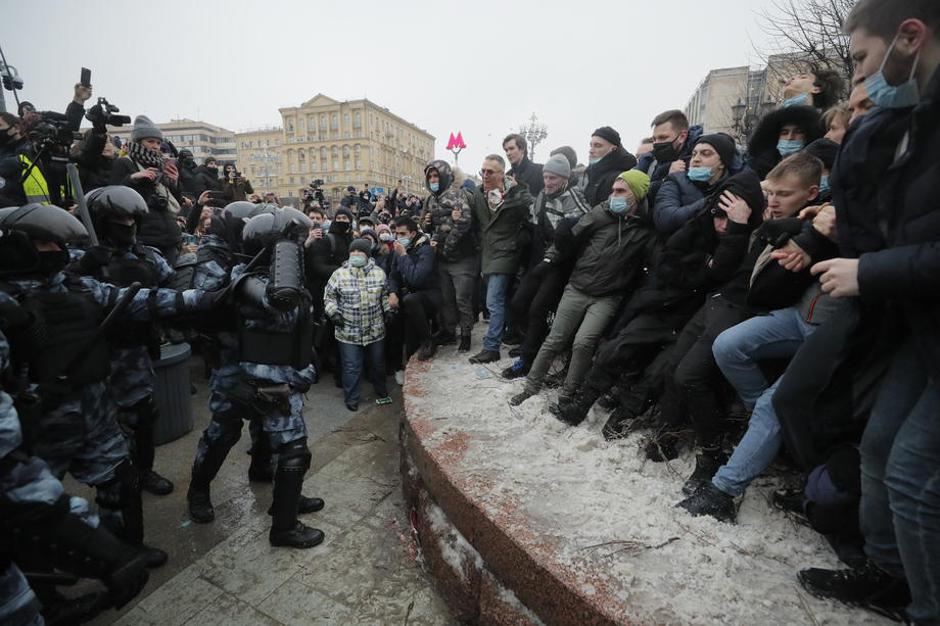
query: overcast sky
[{"left": 3, "top": 0, "right": 781, "bottom": 170}]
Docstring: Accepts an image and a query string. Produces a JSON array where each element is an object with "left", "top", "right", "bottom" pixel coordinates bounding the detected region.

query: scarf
[{"left": 127, "top": 141, "right": 166, "bottom": 169}]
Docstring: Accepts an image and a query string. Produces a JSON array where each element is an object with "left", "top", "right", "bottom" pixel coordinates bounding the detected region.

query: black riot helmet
[
  {"left": 85, "top": 185, "right": 149, "bottom": 248},
  {"left": 0, "top": 204, "right": 88, "bottom": 276},
  {"left": 241, "top": 208, "right": 312, "bottom": 256},
  {"left": 424, "top": 159, "right": 453, "bottom": 195},
  {"left": 211, "top": 201, "right": 275, "bottom": 252}
]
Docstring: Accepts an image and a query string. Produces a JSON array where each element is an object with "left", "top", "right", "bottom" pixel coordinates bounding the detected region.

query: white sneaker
[{"left": 394, "top": 370, "right": 405, "bottom": 386}]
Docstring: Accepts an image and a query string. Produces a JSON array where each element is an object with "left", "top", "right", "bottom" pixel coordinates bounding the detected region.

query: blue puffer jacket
[{"left": 634, "top": 124, "right": 703, "bottom": 205}]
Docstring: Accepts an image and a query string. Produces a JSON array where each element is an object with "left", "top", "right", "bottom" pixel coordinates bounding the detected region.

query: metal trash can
[{"left": 152, "top": 342, "right": 194, "bottom": 445}]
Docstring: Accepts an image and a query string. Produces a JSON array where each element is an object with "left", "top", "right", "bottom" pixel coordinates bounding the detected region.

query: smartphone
[{"left": 80, "top": 67, "right": 91, "bottom": 87}]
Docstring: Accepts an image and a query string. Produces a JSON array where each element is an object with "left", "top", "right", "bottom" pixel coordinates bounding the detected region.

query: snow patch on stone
[
  {"left": 426, "top": 499, "right": 484, "bottom": 582},
  {"left": 496, "top": 584, "right": 547, "bottom": 626},
  {"left": 405, "top": 336, "right": 893, "bottom": 625}
]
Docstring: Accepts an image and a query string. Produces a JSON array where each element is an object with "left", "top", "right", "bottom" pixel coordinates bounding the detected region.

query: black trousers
[
  {"left": 659, "top": 295, "right": 752, "bottom": 448},
  {"left": 509, "top": 267, "right": 568, "bottom": 363},
  {"left": 402, "top": 291, "right": 441, "bottom": 358}
]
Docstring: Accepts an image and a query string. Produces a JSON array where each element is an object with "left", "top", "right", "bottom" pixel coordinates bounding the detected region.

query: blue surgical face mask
[
  {"left": 782, "top": 92, "right": 810, "bottom": 108},
  {"left": 609, "top": 196, "right": 629, "bottom": 214},
  {"left": 349, "top": 254, "right": 367, "bottom": 268},
  {"left": 429, "top": 182, "right": 440, "bottom": 193},
  {"left": 687, "top": 166, "right": 713, "bottom": 182},
  {"left": 397, "top": 236, "right": 411, "bottom": 248},
  {"left": 777, "top": 139, "right": 805, "bottom": 156},
  {"left": 819, "top": 174, "right": 830, "bottom": 196},
  {"left": 864, "top": 32, "right": 921, "bottom": 109}
]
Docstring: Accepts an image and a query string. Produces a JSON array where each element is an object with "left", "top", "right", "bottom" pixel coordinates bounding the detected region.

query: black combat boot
[
  {"left": 269, "top": 449, "right": 324, "bottom": 549},
  {"left": 676, "top": 482, "right": 736, "bottom": 523}
]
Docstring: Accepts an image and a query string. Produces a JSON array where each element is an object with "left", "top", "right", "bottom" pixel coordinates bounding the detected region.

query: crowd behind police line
[{"left": 3, "top": 0, "right": 940, "bottom": 622}]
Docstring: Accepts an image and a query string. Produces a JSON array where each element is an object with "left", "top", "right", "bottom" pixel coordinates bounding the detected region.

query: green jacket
[{"left": 470, "top": 181, "right": 533, "bottom": 275}]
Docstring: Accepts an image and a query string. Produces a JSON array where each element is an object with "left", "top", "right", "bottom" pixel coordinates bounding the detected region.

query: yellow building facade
[{"left": 235, "top": 94, "right": 434, "bottom": 206}]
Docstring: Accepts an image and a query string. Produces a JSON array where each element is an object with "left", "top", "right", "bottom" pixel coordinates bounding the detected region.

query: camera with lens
[
  {"left": 303, "top": 179, "right": 326, "bottom": 206},
  {"left": 27, "top": 114, "right": 82, "bottom": 152},
  {"left": 85, "top": 97, "right": 131, "bottom": 129}
]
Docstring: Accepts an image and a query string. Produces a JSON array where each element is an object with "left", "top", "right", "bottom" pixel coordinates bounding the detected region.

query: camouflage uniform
[
  {"left": 0, "top": 272, "right": 207, "bottom": 546},
  {"left": 422, "top": 187, "right": 477, "bottom": 337}
]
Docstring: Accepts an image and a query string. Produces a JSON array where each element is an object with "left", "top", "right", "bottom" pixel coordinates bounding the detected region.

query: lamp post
[
  {"left": 519, "top": 113, "right": 548, "bottom": 161},
  {"left": 446, "top": 132, "right": 466, "bottom": 164}
]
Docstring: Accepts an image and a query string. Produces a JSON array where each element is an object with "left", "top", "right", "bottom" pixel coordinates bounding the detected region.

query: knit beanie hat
[
  {"left": 550, "top": 146, "right": 578, "bottom": 170},
  {"left": 803, "top": 138, "right": 839, "bottom": 171},
  {"left": 543, "top": 154, "right": 571, "bottom": 179},
  {"left": 349, "top": 238, "right": 372, "bottom": 256},
  {"left": 694, "top": 133, "right": 736, "bottom": 168},
  {"left": 131, "top": 115, "right": 163, "bottom": 143},
  {"left": 334, "top": 207, "right": 354, "bottom": 221},
  {"left": 592, "top": 126, "right": 622, "bottom": 147},
  {"left": 617, "top": 170, "right": 651, "bottom": 202}
]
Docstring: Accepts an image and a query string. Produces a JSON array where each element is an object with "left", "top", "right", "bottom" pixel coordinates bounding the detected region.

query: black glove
[
  {"left": 76, "top": 245, "right": 113, "bottom": 275},
  {"left": 329, "top": 312, "right": 345, "bottom": 328}
]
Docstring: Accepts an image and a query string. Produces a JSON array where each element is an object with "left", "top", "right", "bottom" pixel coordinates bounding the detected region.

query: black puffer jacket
[{"left": 580, "top": 147, "right": 638, "bottom": 207}]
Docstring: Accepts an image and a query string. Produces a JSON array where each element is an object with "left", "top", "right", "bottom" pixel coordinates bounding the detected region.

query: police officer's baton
[{"left": 66, "top": 162, "right": 98, "bottom": 246}]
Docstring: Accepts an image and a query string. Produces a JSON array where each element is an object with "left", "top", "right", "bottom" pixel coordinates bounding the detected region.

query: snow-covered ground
[{"left": 406, "top": 342, "right": 891, "bottom": 625}]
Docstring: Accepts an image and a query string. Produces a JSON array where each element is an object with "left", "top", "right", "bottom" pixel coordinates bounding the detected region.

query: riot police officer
[
  {"left": 69, "top": 185, "right": 176, "bottom": 496},
  {"left": 187, "top": 207, "right": 325, "bottom": 549},
  {"left": 0, "top": 203, "right": 217, "bottom": 569}
]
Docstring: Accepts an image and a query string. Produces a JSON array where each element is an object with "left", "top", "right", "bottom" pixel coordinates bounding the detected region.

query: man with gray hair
[{"left": 468, "top": 154, "right": 533, "bottom": 364}]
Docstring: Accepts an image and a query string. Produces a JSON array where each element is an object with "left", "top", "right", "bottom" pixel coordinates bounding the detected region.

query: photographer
[
  {"left": 109, "top": 115, "right": 184, "bottom": 264},
  {"left": 0, "top": 111, "right": 51, "bottom": 207},
  {"left": 194, "top": 156, "right": 222, "bottom": 197},
  {"left": 221, "top": 163, "right": 253, "bottom": 202},
  {"left": 177, "top": 149, "right": 199, "bottom": 198},
  {"left": 70, "top": 96, "right": 122, "bottom": 191}
]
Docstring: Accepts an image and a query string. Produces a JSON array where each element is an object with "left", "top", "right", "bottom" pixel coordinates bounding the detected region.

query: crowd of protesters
[{"left": 1, "top": 0, "right": 938, "bottom": 622}]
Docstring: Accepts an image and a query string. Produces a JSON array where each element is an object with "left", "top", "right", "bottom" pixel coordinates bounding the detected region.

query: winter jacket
[
  {"left": 855, "top": 65, "right": 940, "bottom": 385},
  {"left": 530, "top": 185, "right": 590, "bottom": 263},
  {"left": 0, "top": 138, "right": 41, "bottom": 207},
  {"left": 222, "top": 177, "right": 254, "bottom": 203},
  {"left": 549, "top": 200, "right": 658, "bottom": 297},
  {"left": 70, "top": 130, "right": 113, "bottom": 192},
  {"left": 421, "top": 184, "right": 476, "bottom": 262},
  {"left": 579, "top": 147, "right": 638, "bottom": 207},
  {"left": 109, "top": 157, "right": 182, "bottom": 257},
  {"left": 746, "top": 105, "right": 824, "bottom": 180},
  {"left": 193, "top": 165, "right": 222, "bottom": 196},
  {"left": 387, "top": 234, "right": 438, "bottom": 295},
  {"left": 178, "top": 160, "right": 199, "bottom": 198},
  {"left": 470, "top": 181, "right": 533, "bottom": 275},
  {"left": 653, "top": 171, "right": 726, "bottom": 235},
  {"left": 508, "top": 156, "right": 544, "bottom": 196},
  {"left": 323, "top": 259, "right": 390, "bottom": 345},
  {"left": 634, "top": 124, "right": 703, "bottom": 206},
  {"left": 306, "top": 225, "right": 353, "bottom": 286}
]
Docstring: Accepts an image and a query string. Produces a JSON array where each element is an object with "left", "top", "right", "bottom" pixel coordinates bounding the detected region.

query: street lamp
[{"left": 519, "top": 113, "right": 548, "bottom": 161}]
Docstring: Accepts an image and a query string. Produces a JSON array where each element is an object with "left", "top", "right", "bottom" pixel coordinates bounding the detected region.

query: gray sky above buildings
[{"left": 4, "top": 0, "right": 781, "bottom": 172}]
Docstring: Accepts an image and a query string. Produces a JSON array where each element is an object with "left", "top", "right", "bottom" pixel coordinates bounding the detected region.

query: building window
[
  {"left": 353, "top": 111, "right": 362, "bottom": 128},
  {"left": 331, "top": 114, "right": 339, "bottom": 130}
]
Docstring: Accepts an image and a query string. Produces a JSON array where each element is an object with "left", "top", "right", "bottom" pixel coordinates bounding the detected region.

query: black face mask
[
  {"left": 37, "top": 249, "right": 70, "bottom": 276},
  {"left": 331, "top": 221, "right": 350, "bottom": 235},
  {"left": 652, "top": 140, "right": 680, "bottom": 163},
  {"left": 103, "top": 221, "right": 137, "bottom": 248}
]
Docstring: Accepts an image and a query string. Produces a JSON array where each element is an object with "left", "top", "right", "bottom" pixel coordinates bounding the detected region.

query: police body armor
[
  {"left": 3, "top": 277, "right": 111, "bottom": 395},
  {"left": 92, "top": 246, "right": 162, "bottom": 358}
]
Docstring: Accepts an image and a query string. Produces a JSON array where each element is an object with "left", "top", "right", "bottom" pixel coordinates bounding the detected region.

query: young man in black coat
[{"left": 798, "top": 2, "right": 940, "bottom": 622}]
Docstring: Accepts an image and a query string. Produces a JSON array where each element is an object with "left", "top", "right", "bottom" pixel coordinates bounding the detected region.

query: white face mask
[{"left": 487, "top": 189, "right": 504, "bottom": 210}]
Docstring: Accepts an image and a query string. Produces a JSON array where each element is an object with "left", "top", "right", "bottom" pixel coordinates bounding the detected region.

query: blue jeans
[
  {"left": 860, "top": 337, "right": 940, "bottom": 623},
  {"left": 483, "top": 274, "right": 511, "bottom": 352},
  {"left": 711, "top": 307, "right": 816, "bottom": 496},
  {"left": 338, "top": 340, "right": 388, "bottom": 407}
]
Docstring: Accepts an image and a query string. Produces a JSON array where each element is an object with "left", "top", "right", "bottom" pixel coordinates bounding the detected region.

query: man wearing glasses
[{"left": 468, "top": 155, "right": 533, "bottom": 364}]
